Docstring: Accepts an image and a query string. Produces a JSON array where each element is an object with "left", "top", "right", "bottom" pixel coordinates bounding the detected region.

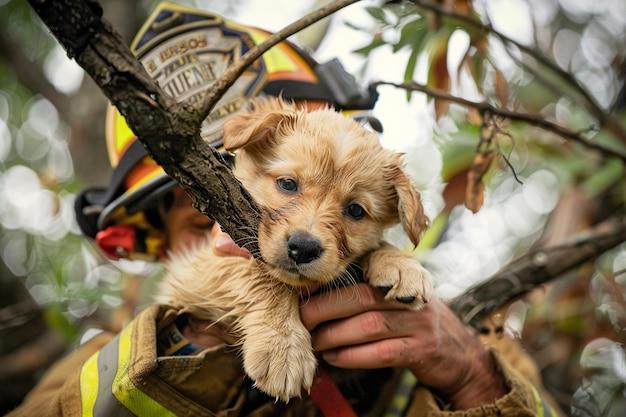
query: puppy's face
[{"left": 224, "top": 99, "right": 427, "bottom": 287}]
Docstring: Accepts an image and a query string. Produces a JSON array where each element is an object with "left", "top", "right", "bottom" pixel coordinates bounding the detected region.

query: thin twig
[
  {"left": 409, "top": 0, "right": 626, "bottom": 146},
  {"left": 490, "top": 119, "right": 524, "bottom": 184},
  {"left": 198, "top": 0, "right": 361, "bottom": 122},
  {"left": 374, "top": 80, "right": 626, "bottom": 162},
  {"left": 499, "top": 146, "right": 523, "bottom": 185}
]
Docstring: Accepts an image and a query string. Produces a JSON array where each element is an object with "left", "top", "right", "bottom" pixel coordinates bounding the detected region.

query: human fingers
[
  {"left": 317, "top": 298, "right": 509, "bottom": 409},
  {"left": 211, "top": 225, "right": 252, "bottom": 258},
  {"left": 322, "top": 337, "right": 418, "bottom": 369},
  {"left": 300, "top": 284, "right": 403, "bottom": 331},
  {"left": 311, "top": 309, "right": 418, "bottom": 351}
]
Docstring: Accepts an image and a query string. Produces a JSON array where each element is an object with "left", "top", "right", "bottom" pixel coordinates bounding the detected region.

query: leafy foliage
[{"left": 349, "top": 1, "right": 626, "bottom": 412}]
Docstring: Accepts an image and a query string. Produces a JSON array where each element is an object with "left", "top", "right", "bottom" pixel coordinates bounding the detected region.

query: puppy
[{"left": 159, "top": 98, "right": 433, "bottom": 401}]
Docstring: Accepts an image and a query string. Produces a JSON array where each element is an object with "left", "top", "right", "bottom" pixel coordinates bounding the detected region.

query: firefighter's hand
[
  {"left": 300, "top": 284, "right": 508, "bottom": 410},
  {"left": 210, "top": 223, "right": 252, "bottom": 258}
]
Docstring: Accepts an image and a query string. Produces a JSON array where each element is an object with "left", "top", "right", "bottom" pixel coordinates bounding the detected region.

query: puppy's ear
[
  {"left": 223, "top": 101, "right": 296, "bottom": 151},
  {"left": 394, "top": 167, "right": 428, "bottom": 246}
]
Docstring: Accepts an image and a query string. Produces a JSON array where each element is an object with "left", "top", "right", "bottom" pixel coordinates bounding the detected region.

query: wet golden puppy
[{"left": 160, "top": 98, "right": 433, "bottom": 401}]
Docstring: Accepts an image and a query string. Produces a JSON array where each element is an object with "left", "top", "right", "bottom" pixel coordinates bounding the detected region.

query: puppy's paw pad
[
  {"left": 366, "top": 252, "right": 433, "bottom": 309},
  {"left": 243, "top": 329, "right": 317, "bottom": 402}
]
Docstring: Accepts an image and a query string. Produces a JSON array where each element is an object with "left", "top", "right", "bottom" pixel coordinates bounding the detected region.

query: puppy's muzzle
[{"left": 287, "top": 231, "right": 323, "bottom": 264}]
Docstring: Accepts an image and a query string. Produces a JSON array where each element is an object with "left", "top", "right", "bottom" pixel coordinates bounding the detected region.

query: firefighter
[{"left": 8, "top": 3, "right": 559, "bottom": 417}]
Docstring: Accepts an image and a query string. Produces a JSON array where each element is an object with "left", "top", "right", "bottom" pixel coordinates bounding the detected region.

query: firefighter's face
[{"left": 163, "top": 188, "right": 215, "bottom": 255}]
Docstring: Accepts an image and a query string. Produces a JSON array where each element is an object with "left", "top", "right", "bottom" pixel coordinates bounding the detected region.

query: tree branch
[
  {"left": 28, "top": 0, "right": 359, "bottom": 255},
  {"left": 409, "top": 0, "right": 626, "bottom": 146},
  {"left": 449, "top": 218, "right": 626, "bottom": 325},
  {"left": 198, "top": 0, "right": 360, "bottom": 121},
  {"left": 29, "top": 0, "right": 262, "bottom": 252},
  {"left": 374, "top": 81, "right": 626, "bottom": 162}
]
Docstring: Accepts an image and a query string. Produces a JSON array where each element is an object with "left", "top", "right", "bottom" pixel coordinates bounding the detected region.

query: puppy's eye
[
  {"left": 345, "top": 203, "right": 366, "bottom": 219},
  {"left": 277, "top": 177, "right": 298, "bottom": 193}
]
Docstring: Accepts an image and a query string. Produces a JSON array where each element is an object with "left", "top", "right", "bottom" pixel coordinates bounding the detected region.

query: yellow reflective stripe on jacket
[
  {"left": 383, "top": 369, "right": 418, "bottom": 417},
  {"left": 79, "top": 352, "right": 100, "bottom": 417},
  {"left": 531, "top": 386, "right": 559, "bottom": 417},
  {"left": 111, "top": 323, "right": 178, "bottom": 417},
  {"left": 80, "top": 336, "right": 133, "bottom": 417},
  {"left": 79, "top": 321, "right": 179, "bottom": 417}
]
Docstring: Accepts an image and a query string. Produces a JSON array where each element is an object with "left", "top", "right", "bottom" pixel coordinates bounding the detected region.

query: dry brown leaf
[
  {"left": 425, "top": 10, "right": 441, "bottom": 31},
  {"left": 452, "top": 0, "right": 472, "bottom": 15},
  {"left": 432, "top": 52, "right": 450, "bottom": 119},
  {"left": 434, "top": 97, "right": 450, "bottom": 119},
  {"left": 464, "top": 38, "right": 488, "bottom": 93},
  {"left": 494, "top": 69, "right": 508, "bottom": 106},
  {"left": 465, "top": 150, "right": 495, "bottom": 213},
  {"left": 467, "top": 108, "right": 482, "bottom": 125}
]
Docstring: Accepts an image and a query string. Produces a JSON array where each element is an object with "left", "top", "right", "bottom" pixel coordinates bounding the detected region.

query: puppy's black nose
[{"left": 287, "top": 231, "right": 322, "bottom": 264}]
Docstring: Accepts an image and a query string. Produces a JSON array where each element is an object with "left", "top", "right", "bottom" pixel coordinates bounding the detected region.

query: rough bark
[
  {"left": 28, "top": 0, "right": 360, "bottom": 254},
  {"left": 450, "top": 218, "right": 626, "bottom": 325},
  {"left": 28, "top": 0, "right": 262, "bottom": 252}
]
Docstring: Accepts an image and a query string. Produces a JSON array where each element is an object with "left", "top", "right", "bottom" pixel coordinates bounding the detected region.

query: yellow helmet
[{"left": 75, "top": 2, "right": 380, "bottom": 260}]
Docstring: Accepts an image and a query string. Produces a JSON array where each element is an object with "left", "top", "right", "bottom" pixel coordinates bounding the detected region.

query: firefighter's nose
[{"left": 287, "top": 231, "right": 323, "bottom": 264}]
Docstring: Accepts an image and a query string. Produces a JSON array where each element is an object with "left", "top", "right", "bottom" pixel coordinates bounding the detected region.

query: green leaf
[
  {"left": 467, "top": 48, "right": 487, "bottom": 91},
  {"left": 352, "top": 35, "right": 385, "bottom": 56},
  {"left": 582, "top": 158, "right": 625, "bottom": 196},
  {"left": 403, "top": 48, "right": 419, "bottom": 101},
  {"left": 385, "top": 2, "right": 418, "bottom": 19},
  {"left": 438, "top": 124, "right": 480, "bottom": 181},
  {"left": 44, "top": 304, "right": 78, "bottom": 341},
  {"left": 398, "top": 20, "right": 428, "bottom": 101},
  {"left": 365, "top": 6, "right": 388, "bottom": 24},
  {"left": 393, "top": 17, "right": 426, "bottom": 52}
]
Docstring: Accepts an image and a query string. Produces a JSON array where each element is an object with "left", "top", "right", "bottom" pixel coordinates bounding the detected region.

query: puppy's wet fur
[{"left": 159, "top": 98, "right": 433, "bottom": 401}]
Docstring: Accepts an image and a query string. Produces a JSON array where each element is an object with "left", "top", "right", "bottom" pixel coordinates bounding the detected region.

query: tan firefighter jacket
[{"left": 6, "top": 305, "right": 560, "bottom": 417}]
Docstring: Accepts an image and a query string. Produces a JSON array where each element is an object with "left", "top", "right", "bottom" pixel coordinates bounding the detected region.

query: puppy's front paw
[
  {"left": 243, "top": 325, "right": 317, "bottom": 402},
  {"left": 365, "top": 249, "right": 433, "bottom": 308}
]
